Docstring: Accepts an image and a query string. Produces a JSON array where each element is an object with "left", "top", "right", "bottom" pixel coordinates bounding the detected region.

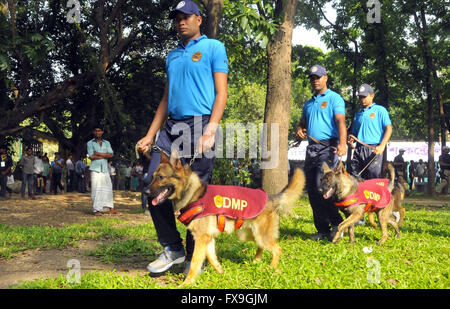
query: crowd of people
[
  {"left": 0, "top": 143, "right": 148, "bottom": 201},
  {"left": 392, "top": 148, "right": 449, "bottom": 193},
  {"left": 0, "top": 147, "right": 89, "bottom": 199}
]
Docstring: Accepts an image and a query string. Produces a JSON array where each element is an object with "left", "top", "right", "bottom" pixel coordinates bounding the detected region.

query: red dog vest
[
  {"left": 335, "top": 179, "right": 391, "bottom": 212},
  {"left": 178, "top": 185, "right": 268, "bottom": 232}
]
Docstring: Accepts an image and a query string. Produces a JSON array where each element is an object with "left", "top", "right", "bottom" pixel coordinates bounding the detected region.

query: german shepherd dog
[
  {"left": 368, "top": 168, "right": 406, "bottom": 229},
  {"left": 147, "top": 150, "right": 305, "bottom": 285},
  {"left": 319, "top": 162, "right": 401, "bottom": 245}
]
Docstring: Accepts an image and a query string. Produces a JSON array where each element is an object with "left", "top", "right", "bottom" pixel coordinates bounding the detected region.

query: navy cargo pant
[
  {"left": 350, "top": 144, "right": 383, "bottom": 179},
  {"left": 304, "top": 139, "right": 343, "bottom": 234},
  {"left": 144, "top": 116, "right": 215, "bottom": 261}
]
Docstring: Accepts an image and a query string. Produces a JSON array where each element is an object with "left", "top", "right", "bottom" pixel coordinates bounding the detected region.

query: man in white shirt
[
  {"left": 34, "top": 151, "right": 44, "bottom": 194},
  {"left": 66, "top": 154, "right": 75, "bottom": 192},
  {"left": 416, "top": 159, "right": 427, "bottom": 182},
  {"left": 108, "top": 160, "right": 117, "bottom": 190},
  {"left": 125, "top": 164, "right": 132, "bottom": 191}
]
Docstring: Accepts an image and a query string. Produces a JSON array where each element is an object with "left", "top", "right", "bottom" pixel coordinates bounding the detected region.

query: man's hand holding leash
[
  {"left": 296, "top": 125, "right": 307, "bottom": 140},
  {"left": 196, "top": 122, "right": 218, "bottom": 155},
  {"left": 348, "top": 134, "right": 386, "bottom": 156},
  {"left": 137, "top": 136, "right": 153, "bottom": 154}
]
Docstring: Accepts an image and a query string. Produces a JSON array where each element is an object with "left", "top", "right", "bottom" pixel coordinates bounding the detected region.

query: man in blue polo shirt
[
  {"left": 349, "top": 84, "right": 392, "bottom": 179},
  {"left": 296, "top": 64, "right": 347, "bottom": 241},
  {"left": 137, "top": 0, "right": 228, "bottom": 275}
]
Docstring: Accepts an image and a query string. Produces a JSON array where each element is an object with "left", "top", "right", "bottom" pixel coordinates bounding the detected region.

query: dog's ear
[
  {"left": 170, "top": 149, "right": 183, "bottom": 170},
  {"left": 336, "top": 161, "right": 349, "bottom": 176},
  {"left": 161, "top": 152, "right": 169, "bottom": 163},
  {"left": 322, "top": 162, "right": 332, "bottom": 173}
]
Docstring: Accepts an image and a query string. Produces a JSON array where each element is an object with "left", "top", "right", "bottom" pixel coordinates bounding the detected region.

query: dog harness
[
  {"left": 335, "top": 179, "right": 391, "bottom": 212},
  {"left": 177, "top": 185, "right": 268, "bottom": 232}
]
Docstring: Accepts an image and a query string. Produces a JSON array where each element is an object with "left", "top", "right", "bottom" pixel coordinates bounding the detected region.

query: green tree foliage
[{"left": 0, "top": 0, "right": 174, "bottom": 159}]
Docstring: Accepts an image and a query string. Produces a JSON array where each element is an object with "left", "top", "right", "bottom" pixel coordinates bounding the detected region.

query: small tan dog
[
  {"left": 320, "top": 162, "right": 401, "bottom": 244},
  {"left": 147, "top": 150, "right": 305, "bottom": 285}
]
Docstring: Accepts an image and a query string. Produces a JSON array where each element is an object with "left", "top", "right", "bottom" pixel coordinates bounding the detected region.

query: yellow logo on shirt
[{"left": 192, "top": 52, "right": 202, "bottom": 62}]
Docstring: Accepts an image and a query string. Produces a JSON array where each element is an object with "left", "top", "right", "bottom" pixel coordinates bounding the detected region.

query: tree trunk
[
  {"left": 415, "top": 6, "right": 436, "bottom": 195},
  {"left": 261, "top": 0, "right": 298, "bottom": 194},
  {"left": 201, "top": 0, "right": 224, "bottom": 39}
]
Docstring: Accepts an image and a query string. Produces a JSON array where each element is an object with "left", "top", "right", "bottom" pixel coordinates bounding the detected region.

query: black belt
[{"left": 308, "top": 136, "right": 338, "bottom": 149}]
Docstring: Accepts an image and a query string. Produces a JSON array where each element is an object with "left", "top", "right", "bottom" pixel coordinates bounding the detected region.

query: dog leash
[
  {"left": 356, "top": 154, "right": 379, "bottom": 177},
  {"left": 348, "top": 134, "right": 376, "bottom": 150},
  {"left": 293, "top": 136, "right": 377, "bottom": 177},
  {"left": 347, "top": 134, "right": 380, "bottom": 176},
  {"left": 291, "top": 137, "right": 348, "bottom": 175},
  {"left": 188, "top": 151, "right": 200, "bottom": 166},
  {"left": 136, "top": 142, "right": 200, "bottom": 167}
]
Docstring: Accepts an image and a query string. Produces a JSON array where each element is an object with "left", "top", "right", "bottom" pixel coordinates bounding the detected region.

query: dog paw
[
  {"left": 181, "top": 278, "right": 195, "bottom": 287},
  {"left": 377, "top": 238, "right": 387, "bottom": 245}
]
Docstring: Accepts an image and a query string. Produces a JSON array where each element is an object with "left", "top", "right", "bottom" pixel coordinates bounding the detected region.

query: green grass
[
  {"left": 2, "top": 198, "right": 449, "bottom": 289},
  {"left": 0, "top": 218, "right": 159, "bottom": 259}
]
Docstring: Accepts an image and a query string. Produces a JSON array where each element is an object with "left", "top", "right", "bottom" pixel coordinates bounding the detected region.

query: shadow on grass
[
  {"left": 398, "top": 223, "right": 450, "bottom": 238},
  {"left": 279, "top": 227, "right": 312, "bottom": 240}
]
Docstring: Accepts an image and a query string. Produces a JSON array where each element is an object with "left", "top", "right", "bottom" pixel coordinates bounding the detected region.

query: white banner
[{"left": 288, "top": 141, "right": 444, "bottom": 162}]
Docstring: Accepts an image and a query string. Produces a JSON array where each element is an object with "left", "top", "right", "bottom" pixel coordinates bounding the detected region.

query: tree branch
[
  {"left": 311, "top": 0, "right": 356, "bottom": 44},
  {"left": 1, "top": 72, "right": 96, "bottom": 137}
]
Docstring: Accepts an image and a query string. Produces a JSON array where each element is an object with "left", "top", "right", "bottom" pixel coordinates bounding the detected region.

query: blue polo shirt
[
  {"left": 87, "top": 139, "right": 113, "bottom": 173},
  {"left": 352, "top": 103, "right": 392, "bottom": 145},
  {"left": 166, "top": 35, "right": 228, "bottom": 120},
  {"left": 301, "top": 89, "right": 346, "bottom": 141}
]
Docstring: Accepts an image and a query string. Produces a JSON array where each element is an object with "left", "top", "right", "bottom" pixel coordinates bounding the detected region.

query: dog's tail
[
  {"left": 275, "top": 168, "right": 306, "bottom": 217},
  {"left": 386, "top": 163, "right": 395, "bottom": 192}
]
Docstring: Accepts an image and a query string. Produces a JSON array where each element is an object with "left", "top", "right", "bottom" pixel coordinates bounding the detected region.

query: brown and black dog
[
  {"left": 147, "top": 150, "right": 305, "bottom": 285},
  {"left": 367, "top": 165, "right": 406, "bottom": 229},
  {"left": 320, "top": 162, "right": 401, "bottom": 245}
]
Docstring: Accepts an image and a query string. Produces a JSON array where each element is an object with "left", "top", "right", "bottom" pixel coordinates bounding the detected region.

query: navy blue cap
[
  {"left": 308, "top": 65, "right": 327, "bottom": 77},
  {"left": 169, "top": 1, "right": 200, "bottom": 19},
  {"left": 357, "top": 83, "right": 374, "bottom": 97}
]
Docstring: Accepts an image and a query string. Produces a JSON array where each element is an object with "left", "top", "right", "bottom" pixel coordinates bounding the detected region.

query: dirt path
[
  {"left": 0, "top": 191, "right": 150, "bottom": 288},
  {"left": 404, "top": 197, "right": 450, "bottom": 208}
]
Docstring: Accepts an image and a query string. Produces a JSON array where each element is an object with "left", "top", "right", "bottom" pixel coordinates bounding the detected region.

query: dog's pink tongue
[
  {"left": 152, "top": 189, "right": 168, "bottom": 206},
  {"left": 151, "top": 198, "right": 159, "bottom": 206},
  {"left": 323, "top": 188, "right": 333, "bottom": 199}
]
